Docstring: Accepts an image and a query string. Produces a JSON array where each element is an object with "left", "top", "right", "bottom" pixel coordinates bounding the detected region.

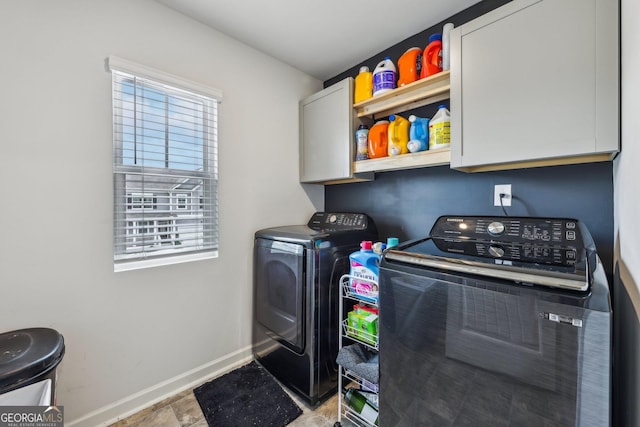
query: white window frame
[
  {"left": 128, "top": 192, "right": 155, "bottom": 211},
  {"left": 175, "top": 193, "right": 188, "bottom": 211},
  {"left": 108, "top": 56, "right": 222, "bottom": 271}
]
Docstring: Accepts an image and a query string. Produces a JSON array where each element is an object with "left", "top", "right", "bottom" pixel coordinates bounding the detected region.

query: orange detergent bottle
[
  {"left": 420, "top": 33, "right": 443, "bottom": 79},
  {"left": 397, "top": 47, "right": 422, "bottom": 87},
  {"left": 387, "top": 115, "right": 410, "bottom": 156},
  {"left": 354, "top": 66, "right": 373, "bottom": 103},
  {"left": 368, "top": 120, "right": 389, "bottom": 159}
]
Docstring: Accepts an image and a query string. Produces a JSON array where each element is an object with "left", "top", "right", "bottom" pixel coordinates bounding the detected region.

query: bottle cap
[
  {"left": 358, "top": 124, "right": 368, "bottom": 130},
  {"left": 373, "top": 242, "right": 386, "bottom": 254},
  {"left": 359, "top": 66, "right": 370, "bottom": 73},
  {"left": 408, "top": 115, "right": 416, "bottom": 122},
  {"left": 361, "top": 241, "right": 373, "bottom": 250},
  {"left": 438, "top": 104, "right": 448, "bottom": 109},
  {"left": 386, "top": 237, "right": 399, "bottom": 248},
  {"left": 429, "top": 33, "right": 442, "bottom": 42},
  {"left": 389, "top": 114, "right": 396, "bottom": 121}
]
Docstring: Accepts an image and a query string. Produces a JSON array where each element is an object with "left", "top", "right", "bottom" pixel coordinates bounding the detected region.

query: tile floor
[{"left": 108, "top": 370, "right": 344, "bottom": 427}]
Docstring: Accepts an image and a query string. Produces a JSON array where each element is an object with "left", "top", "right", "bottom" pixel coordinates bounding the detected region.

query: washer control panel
[
  {"left": 307, "top": 212, "right": 370, "bottom": 231},
  {"left": 430, "top": 216, "right": 583, "bottom": 265}
]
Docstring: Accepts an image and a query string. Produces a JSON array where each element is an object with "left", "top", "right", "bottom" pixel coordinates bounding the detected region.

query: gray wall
[
  {"left": 0, "top": 1, "right": 323, "bottom": 425},
  {"left": 614, "top": 0, "right": 640, "bottom": 424}
]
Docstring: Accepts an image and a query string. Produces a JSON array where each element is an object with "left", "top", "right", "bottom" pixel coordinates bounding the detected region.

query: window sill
[{"left": 114, "top": 250, "right": 218, "bottom": 272}]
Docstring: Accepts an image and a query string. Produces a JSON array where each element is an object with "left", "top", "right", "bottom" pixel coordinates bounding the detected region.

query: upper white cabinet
[
  {"left": 299, "top": 73, "right": 453, "bottom": 184},
  {"left": 450, "top": 0, "right": 619, "bottom": 172},
  {"left": 299, "top": 78, "right": 373, "bottom": 184}
]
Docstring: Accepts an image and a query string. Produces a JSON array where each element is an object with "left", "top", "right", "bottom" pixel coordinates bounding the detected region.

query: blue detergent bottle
[
  {"left": 408, "top": 115, "right": 429, "bottom": 153},
  {"left": 349, "top": 241, "right": 380, "bottom": 302}
]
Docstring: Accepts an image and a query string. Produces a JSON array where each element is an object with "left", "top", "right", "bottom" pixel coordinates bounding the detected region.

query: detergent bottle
[
  {"left": 420, "top": 33, "right": 443, "bottom": 79},
  {"left": 387, "top": 115, "right": 410, "bottom": 156},
  {"left": 372, "top": 57, "right": 396, "bottom": 96},
  {"left": 442, "top": 23, "right": 454, "bottom": 71},
  {"left": 397, "top": 47, "right": 422, "bottom": 87},
  {"left": 429, "top": 105, "right": 451, "bottom": 149},
  {"left": 355, "top": 124, "right": 369, "bottom": 161},
  {"left": 349, "top": 241, "right": 380, "bottom": 302},
  {"left": 407, "top": 115, "right": 430, "bottom": 153},
  {"left": 367, "top": 120, "right": 389, "bottom": 159},
  {"left": 354, "top": 66, "right": 373, "bottom": 103}
]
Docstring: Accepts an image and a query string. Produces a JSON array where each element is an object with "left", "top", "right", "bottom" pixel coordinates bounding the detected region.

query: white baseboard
[{"left": 66, "top": 346, "right": 253, "bottom": 427}]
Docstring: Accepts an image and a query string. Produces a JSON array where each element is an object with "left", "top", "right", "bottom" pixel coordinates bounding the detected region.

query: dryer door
[{"left": 254, "top": 238, "right": 305, "bottom": 354}]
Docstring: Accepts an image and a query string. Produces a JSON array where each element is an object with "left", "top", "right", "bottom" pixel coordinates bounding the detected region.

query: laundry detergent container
[{"left": 0, "top": 328, "right": 65, "bottom": 406}]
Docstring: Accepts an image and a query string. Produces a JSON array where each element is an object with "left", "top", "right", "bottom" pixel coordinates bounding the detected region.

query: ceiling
[{"left": 154, "top": 0, "right": 482, "bottom": 81}]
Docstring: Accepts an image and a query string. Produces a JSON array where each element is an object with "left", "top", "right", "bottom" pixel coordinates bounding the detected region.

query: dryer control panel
[{"left": 308, "top": 212, "right": 370, "bottom": 232}]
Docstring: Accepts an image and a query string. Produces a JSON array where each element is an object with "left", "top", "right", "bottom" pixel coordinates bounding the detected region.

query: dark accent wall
[
  {"left": 325, "top": 163, "right": 614, "bottom": 277},
  {"left": 613, "top": 264, "right": 640, "bottom": 427}
]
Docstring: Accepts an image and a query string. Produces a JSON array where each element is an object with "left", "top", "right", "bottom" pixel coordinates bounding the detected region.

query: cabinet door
[
  {"left": 300, "top": 78, "right": 354, "bottom": 183},
  {"left": 450, "top": 0, "right": 618, "bottom": 170}
]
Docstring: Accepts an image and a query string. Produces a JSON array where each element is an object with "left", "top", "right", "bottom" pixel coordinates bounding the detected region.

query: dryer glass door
[{"left": 254, "top": 238, "right": 305, "bottom": 353}]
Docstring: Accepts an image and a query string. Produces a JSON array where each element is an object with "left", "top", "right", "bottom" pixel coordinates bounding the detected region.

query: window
[
  {"left": 127, "top": 193, "right": 156, "bottom": 211},
  {"left": 175, "top": 193, "right": 188, "bottom": 210},
  {"left": 108, "top": 56, "right": 222, "bottom": 271}
]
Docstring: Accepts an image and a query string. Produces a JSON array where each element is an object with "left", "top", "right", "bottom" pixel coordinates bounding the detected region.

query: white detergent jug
[
  {"left": 429, "top": 105, "right": 451, "bottom": 149},
  {"left": 373, "top": 57, "right": 396, "bottom": 96}
]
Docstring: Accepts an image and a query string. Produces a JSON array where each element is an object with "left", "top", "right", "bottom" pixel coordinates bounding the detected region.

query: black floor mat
[{"left": 193, "top": 361, "right": 303, "bottom": 427}]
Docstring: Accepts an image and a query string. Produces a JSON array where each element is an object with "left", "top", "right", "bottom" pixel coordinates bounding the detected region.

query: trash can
[{"left": 0, "top": 328, "right": 65, "bottom": 406}]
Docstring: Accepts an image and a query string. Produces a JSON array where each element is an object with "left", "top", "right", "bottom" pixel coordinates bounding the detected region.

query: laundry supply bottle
[
  {"left": 372, "top": 241, "right": 386, "bottom": 255},
  {"left": 429, "top": 105, "right": 451, "bottom": 149},
  {"left": 372, "top": 56, "right": 396, "bottom": 96},
  {"left": 387, "top": 115, "right": 410, "bottom": 156},
  {"left": 386, "top": 237, "right": 399, "bottom": 249},
  {"left": 442, "top": 23, "right": 454, "bottom": 71},
  {"left": 367, "top": 120, "right": 389, "bottom": 159},
  {"left": 397, "top": 47, "right": 422, "bottom": 87},
  {"left": 356, "top": 388, "right": 380, "bottom": 408},
  {"left": 344, "top": 388, "right": 379, "bottom": 426},
  {"left": 349, "top": 241, "right": 380, "bottom": 302},
  {"left": 407, "top": 115, "right": 430, "bottom": 153},
  {"left": 354, "top": 66, "right": 374, "bottom": 103},
  {"left": 420, "top": 33, "right": 443, "bottom": 79},
  {"left": 355, "top": 124, "right": 369, "bottom": 161}
]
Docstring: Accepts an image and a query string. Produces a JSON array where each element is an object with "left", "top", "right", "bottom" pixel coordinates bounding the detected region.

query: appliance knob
[
  {"left": 328, "top": 214, "right": 337, "bottom": 223},
  {"left": 487, "top": 221, "right": 505, "bottom": 236},
  {"left": 488, "top": 245, "right": 505, "bottom": 258}
]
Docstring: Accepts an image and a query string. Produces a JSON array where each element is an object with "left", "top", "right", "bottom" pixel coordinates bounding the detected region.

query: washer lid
[
  {"left": 255, "top": 225, "right": 321, "bottom": 247},
  {"left": 0, "top": 328, "right": 65, "bottom": 390}
]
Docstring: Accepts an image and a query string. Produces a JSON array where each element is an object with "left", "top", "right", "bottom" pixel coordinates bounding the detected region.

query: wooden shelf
[
  {"left": 350, "top": 72, "right": 452, "bottom": 175},
  {"left": 353, "top": 71, "right": 450, "bottom": 119},
  {"left": 354, "top": 148, "right": 451, "bottom": 173}
]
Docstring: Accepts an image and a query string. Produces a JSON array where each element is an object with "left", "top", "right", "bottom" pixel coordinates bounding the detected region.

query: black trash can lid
[{"left": 0, "top": 328, "right": 65, "bottom": 392}]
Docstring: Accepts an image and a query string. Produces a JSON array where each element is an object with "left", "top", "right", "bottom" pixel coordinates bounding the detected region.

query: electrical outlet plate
[{"left": 494, "top": 184, "right": 512, "bottom": 207}]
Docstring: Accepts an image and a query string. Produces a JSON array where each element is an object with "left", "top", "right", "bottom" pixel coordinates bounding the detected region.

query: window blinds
[{"left": 108, "top": 57, "right": 221, "bottom": 270}]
